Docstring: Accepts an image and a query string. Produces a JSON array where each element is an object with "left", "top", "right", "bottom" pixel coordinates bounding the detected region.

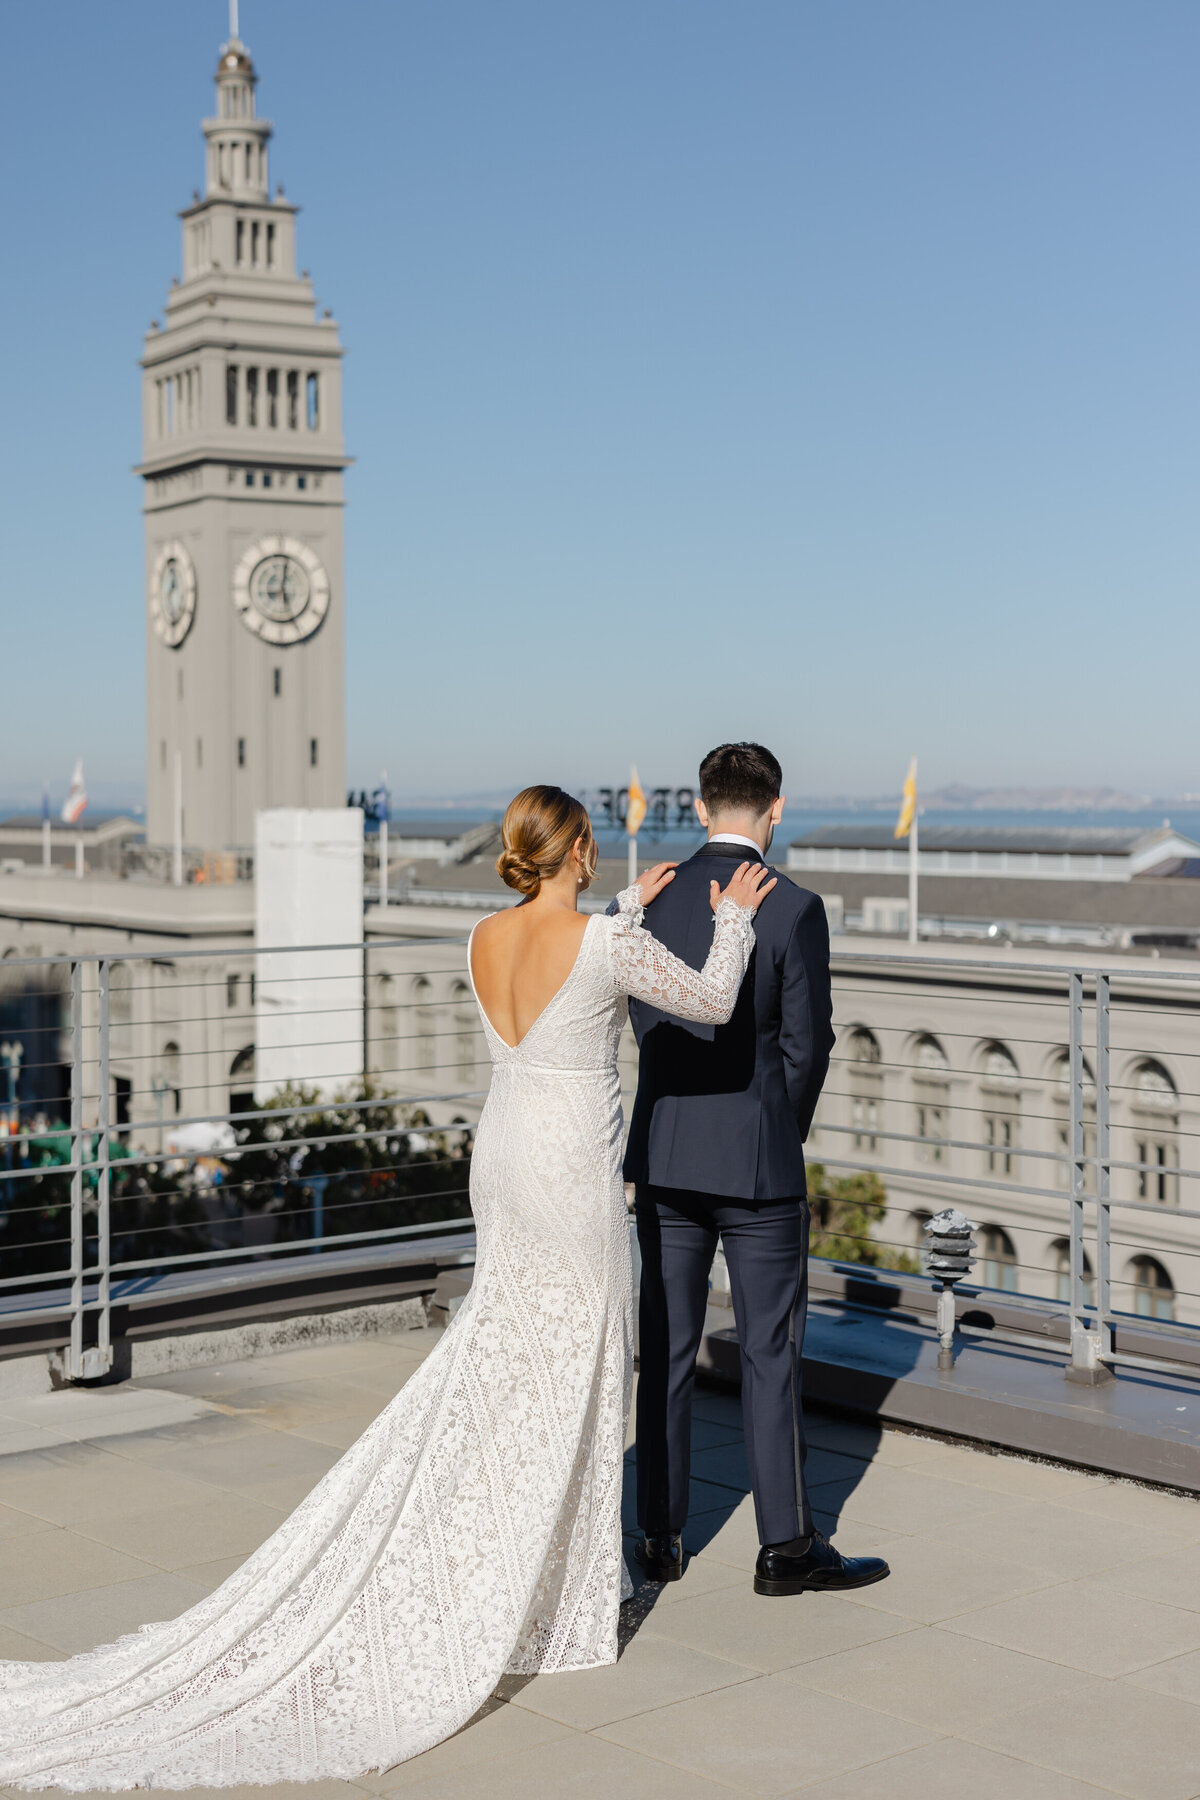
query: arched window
[
  {"left": 1132, "top": 1060, "right": 1179, "bottom": 1204},
  {"left": 980, "top": 1042, "right": 1019, "bottom": 1177},
  {"left": 229, "top": 1044, "right": 255, "bottom": 1114},
  {"left": 1130, "top": 1256, "right": 1174, "bottom": 1321},
  {"left": 980, "top": 1225, "right": 1018, "bottom": 1292},
  {"left": 1051, "top": 1051, "right": 1095, "bottom": 1191},
  {"left": 1051, "top": 1049, "right": 1095, "bottom": 1095},
  {"left": 412, "top": 977, "right": 434, "bottom": 1076},
  {"left": 847, "top": 1028, "right": 882, "bottom": 1153},
  {"left": 982, "top": 1042, "right": 1019, "bottom": 1080},
  {"left": 1138, "top": 1138, "right": 1179, "bottom": 1205},
  {"left": 108, "top": 963, "right": 134, "bottom": 1067},
  {"left": 372, "top": 972, "right": 400, "bottom": 1091},
  {"left": 912, "top": 1035, "right": 949, "bottom": 1164},
  {"left": 1050, "top": 1238, "right": 1093, "bottom": 1305},
  {"left": 451, "top": 980, "right": 476, "bottom": 1084},
  {"left": 1135, "top": 1061, "right": 1176, "bottom": 1106},
  {"left": 162, "top": 1040, "right": 182, "bottom": 1114}
]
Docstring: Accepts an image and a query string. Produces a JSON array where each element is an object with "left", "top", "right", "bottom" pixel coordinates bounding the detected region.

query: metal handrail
[{"left": 1, "top": 939, "right": 1198, "bottom": 1384}]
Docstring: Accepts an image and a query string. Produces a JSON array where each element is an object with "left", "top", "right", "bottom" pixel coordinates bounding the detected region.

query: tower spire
[{"left": 205, "top": 13, "right": 269, "bottom": 199}]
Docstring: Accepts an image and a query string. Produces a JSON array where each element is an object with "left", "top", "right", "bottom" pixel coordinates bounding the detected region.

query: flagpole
[
  {"left": 41, "top": 786, "right": 50, "bottom": 871},
  {"left": 378, "top": 769, "right": 388, "bottom": 911},
  {"left": 908, "top": 758, "right": 919, "bottom": 946},
  {"left": 625, "top": 765, "right": 646, "bottom": 890}
]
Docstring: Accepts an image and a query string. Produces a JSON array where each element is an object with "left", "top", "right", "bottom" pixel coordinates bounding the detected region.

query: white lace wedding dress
[{"left": 0, "top": 886, "right": 754, "bottom": 1791}]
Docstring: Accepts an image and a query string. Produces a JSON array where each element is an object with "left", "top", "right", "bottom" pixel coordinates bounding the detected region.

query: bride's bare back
[
  {"left": 470, "top": 783, "right": 775, "bottom": 1052},
  {"left": 469, "top": 906, "right": 590, "bottom": 1050}
]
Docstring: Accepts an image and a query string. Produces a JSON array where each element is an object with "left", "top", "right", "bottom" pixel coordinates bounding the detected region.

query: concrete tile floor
[{"left": 0, "top": 1324, "right": 1196, "bottom": 1798}]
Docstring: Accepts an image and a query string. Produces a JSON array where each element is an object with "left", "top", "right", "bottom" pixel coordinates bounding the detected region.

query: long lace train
[{"left": 0, "top": 886, "right": 754, "bottom": 1789}]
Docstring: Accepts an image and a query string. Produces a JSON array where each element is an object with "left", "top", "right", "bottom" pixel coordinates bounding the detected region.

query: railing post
[
  {"left": 76, "top": 959, "right": 114, "bottom": 1381},
  {"left": 1066, "top": 970, "right": 1112, "bottom": 1384},
  {"left": 1094, "top": 972, "right": 1114, "bottom": 1365},
  {"left": 67, "top": 959, "right": 85, "bottom": 1379}
]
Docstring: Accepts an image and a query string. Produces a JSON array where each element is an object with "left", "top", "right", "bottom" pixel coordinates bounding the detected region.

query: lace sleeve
[{"left": 607, "top": 884, "right": 755, "bottom": 1024}]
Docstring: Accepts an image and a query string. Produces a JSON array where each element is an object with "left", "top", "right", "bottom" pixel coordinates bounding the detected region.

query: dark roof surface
[
  {"left": 794, "top": 869, "right": 1200, "bottom": 929},
  {"left": 0, "top": 814, "right": 140, "bottom": 837},
  {"left": 790, "top": 824, "right": 1175, "bottom": 855},
  {"left": 389, "top": 817, "right": 494, "bottom": 839}
]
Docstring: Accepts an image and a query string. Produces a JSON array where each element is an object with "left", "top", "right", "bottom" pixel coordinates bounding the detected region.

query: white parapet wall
[{"left": 255, "top": 808, "right": 364, "bottom": 1102}]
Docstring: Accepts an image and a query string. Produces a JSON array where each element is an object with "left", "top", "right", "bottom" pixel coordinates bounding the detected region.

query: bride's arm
[{"left": 607, "top": 883, "right": 756, "bottom": 1025}]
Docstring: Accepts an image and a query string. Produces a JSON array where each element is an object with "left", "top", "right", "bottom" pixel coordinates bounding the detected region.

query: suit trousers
[{"left": 635, "top": 1184, "right": 813, "bottom": 1548}]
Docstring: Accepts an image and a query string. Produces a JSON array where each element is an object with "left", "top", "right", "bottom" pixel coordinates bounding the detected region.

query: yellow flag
[
  {"left": 626, "top": 766, "right": 647, "bottom": 838},
  {"left": 894, "top": 757, "right": 917, "bottom": 840}
]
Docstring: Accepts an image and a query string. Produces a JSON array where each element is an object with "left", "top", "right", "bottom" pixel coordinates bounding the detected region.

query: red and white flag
[{"left": 61, "top": 759, "right": 87, "bottom": 825}]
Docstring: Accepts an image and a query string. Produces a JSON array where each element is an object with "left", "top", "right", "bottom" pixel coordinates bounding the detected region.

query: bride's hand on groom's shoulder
[
  {"left": 711, "top": 862, "right": 777, "bottom": 914},
  {"left": 635, "top": 863, "right": 678, "bottom": 905}
]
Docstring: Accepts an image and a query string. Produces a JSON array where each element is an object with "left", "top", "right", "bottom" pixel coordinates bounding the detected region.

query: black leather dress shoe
[
  {"left": 754, "top": 1530, "right": 889, "bottom": 1597},
  {"left": 636, "top": 1533, "right": 684, "bottom": 1582}
]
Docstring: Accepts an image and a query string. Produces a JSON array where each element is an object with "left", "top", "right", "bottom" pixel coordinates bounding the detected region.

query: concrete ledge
[
  {"left": 109, "top": 1295, "right": 428, "bottom": 1382},
  {"left": 0, "top": 1230, "right": 475, "bottom": 1365},
  {"left": 0, "top": 1295, "right": 430, "bottom": 1397},
  {"left": 807, "top": 1259, "right": 1200, "bottom": 1371},
  {"left": 700, "top": 1298, "right": 1200, "bottom": 1493}
]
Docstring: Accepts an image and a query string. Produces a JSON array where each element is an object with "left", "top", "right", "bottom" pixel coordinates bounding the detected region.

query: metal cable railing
[{"left": 0, "top": 941, "right": 1197, "bottom": 1385}]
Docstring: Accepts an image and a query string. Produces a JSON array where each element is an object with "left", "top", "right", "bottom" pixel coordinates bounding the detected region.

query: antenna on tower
[{"left": 229, "top": 0, "right": 239, "bottom": 40}]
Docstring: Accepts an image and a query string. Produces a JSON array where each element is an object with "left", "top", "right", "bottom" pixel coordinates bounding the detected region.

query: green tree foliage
[
  {"left": 0, "top": 1085, "right": 474, "bottom": 1282},
  {"left": 0, "top": 1130, "right": 135, "bottom": 1281},
  {"left": 227, "top": 1081, "right": 473, "bottom": 1246},
  {"left": 807, "top": 1163, "right": 919, "bottom": 1273}
]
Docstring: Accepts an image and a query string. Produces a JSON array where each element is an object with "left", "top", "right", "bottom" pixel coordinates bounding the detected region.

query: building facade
[
  {"left": 140, "top": 28, "right": 348, "bottom": 852},
  {"left": 810, "top": 945, "right": 1200, "bottom": 1328},
  {"left": 787, "top": 825, "right": 1200, "bottom": 952}
]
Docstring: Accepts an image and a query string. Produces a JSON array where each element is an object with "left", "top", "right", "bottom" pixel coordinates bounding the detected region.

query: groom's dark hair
[{"left": 699, "top": 742, "right": 783, "bottom": 817}]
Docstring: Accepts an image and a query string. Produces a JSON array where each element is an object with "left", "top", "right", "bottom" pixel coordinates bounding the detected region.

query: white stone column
[{"left": 255, "top": 809, "right": 364, "bottom": 1102}]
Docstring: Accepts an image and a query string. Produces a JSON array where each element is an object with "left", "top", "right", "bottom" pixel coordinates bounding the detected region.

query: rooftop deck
[{"left": 0, "top": 1327, "right": 1197, "bottom": 1799}]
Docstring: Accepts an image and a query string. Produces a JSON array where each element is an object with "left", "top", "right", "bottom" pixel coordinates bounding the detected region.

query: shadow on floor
[
  {"left": 616, "top": 1285, "right": 943, "bottom": 1649},
  {"left": 615, "top": 1397, "right": 893, "bottom": 1650},
  {"left": 633, "top": 1396, "right": 891, "bottom": 1550}
]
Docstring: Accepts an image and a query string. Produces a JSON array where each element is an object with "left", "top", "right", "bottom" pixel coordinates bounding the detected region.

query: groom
[{"left": 622, "top": 743, "right": 889, "bottom": 1596}]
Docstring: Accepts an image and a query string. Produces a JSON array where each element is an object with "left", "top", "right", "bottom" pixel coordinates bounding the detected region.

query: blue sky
[{"left": 2, "top": 1, "right": 1197, "bottom": 806}]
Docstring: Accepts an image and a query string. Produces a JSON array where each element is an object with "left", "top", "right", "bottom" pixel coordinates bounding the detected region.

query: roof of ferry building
[{"left": 788, "top": 824, "right": 1197, "bottom": 857}]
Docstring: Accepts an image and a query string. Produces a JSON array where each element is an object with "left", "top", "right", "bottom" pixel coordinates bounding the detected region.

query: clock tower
[{"left": 140, "top": 21, "right": 348, "bottom": 852}]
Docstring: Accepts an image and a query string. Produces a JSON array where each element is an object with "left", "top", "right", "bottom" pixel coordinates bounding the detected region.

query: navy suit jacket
[{"left": 613, "top": 842, "right": 834, "bottom": 1201}]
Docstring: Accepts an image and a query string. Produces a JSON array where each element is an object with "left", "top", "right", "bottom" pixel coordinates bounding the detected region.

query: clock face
[
  {"left": 149, "top": 541, "right": 197, "bottom": 647},
  {"left": 161, "top": 560, "right": 186, "bottom": 623},
  {"left": 249, "top": 554, "right": 310, "bottom": 623},
  {"left": 233, "top": 535, "right": 330, "bottom": 644}
]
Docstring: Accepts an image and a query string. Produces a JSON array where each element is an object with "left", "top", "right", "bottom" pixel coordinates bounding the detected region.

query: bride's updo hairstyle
[{"left": 497, "top": 786, "right": 599, "bottom": 898}]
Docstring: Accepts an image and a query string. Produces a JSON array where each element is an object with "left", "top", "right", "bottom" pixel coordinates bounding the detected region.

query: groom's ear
[
  {"left": 770, "top": 796, "right": 785, "bottom": 826},
  {"left": 695, "top": 798, "right": 710, "bottom": 829}
]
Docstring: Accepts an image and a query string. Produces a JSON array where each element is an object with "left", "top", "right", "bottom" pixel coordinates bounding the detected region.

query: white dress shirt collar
[{"left": 707, "top": 831, "right": 765, "bottom": 854}]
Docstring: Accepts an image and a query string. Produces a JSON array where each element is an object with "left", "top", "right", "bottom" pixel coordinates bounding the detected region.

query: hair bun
[
  {"left": 496, "top": 785, "right": 598, "bottom": 899},
  {"left": 497, "top": 848, "right": 542, "bottom": 897}
]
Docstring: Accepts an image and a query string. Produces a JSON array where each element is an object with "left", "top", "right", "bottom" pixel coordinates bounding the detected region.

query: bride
[{"left": 0, "top": 784, "right": 773, "bottom": 1790}]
